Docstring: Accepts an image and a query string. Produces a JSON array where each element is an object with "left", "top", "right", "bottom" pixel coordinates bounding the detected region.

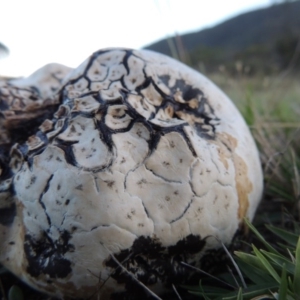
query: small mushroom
[{"left": 0, "top": 48, "right": 263, "bottom": 299}]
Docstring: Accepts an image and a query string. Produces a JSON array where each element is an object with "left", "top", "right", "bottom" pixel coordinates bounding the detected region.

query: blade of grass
[
  {"left": 236, "top": 287, "right": 243, "bottom": 300},
  {"left": 220, "top": 241, "right": 247, "bottom": 288},
  {"left": 252, "top": 245, "right": 281, "bottom": 284},
  {"left": 186, "top": 285, "right": 230, "bottom": 294},
  {"left": 244, "top": 219, "right": 280, "bottom": 255},
  {"left": 235, "top": 258, "right": 276, "bottom": 285},
  {"left": 215, "top": 283, "right": 279, "bottom": 300},
  {"left": 288, "top": 276, "right": 294, "bottom": 293},
  {"left": 227, "top": 266, "right": 240, "bottom": 288},
  {"left": 235, "top": 251, "right": 268, "bottom": 270},
  {"left": 293, "top": 237, "right": 300, "bottom": 298},
  {"left": 181, "top": 261, "right": 236, "bottom": 289},
  {"left": 266, "top": 225, "right": 299, "bottom": 247},
  {"left": 260, "top": 250, "right": 295, "bottom": 275},
  {"left": 287, "top": 248, "right": 295, "bottom": 263},
  {"left": 172, "top": 284, "right": 182, "bottom": 300},
  {"left": 197, "top": 281, "right": 212, "bottom": 300},
  {"left": 278, "top": 264, "right": 288, "bottom": 300}
]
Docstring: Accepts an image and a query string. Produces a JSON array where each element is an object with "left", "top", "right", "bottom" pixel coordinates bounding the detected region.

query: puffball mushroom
[{"left": 0, "top": 48, "right": 263, "bottom": 299}]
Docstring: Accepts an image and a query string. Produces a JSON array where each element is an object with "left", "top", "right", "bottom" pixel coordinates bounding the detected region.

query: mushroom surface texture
[{"left": 0, "top": 48, "right": 263, "bottom": 299}]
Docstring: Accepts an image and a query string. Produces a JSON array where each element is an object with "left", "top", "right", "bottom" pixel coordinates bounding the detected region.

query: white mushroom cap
[{"left": 0, "top": 48, "right": 263, "bottom": 299}]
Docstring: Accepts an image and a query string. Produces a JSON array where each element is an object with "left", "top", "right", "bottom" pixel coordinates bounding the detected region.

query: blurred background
[{"left": 1, "top": 0, "right": 299, "bottom": 77}]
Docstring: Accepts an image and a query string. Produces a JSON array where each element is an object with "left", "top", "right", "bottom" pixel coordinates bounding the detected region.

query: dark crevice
[
  {"left": 170, "top": 198, "right": 194, "bottom": 224},
  {"left": 122, "top": 50, "right": 134, "bottom": 75},
  {"left": 178, "top": 127, "right": 198, "bottom": 157},
  {"left": 0, "top": 203, "right": 16, "bottom": 226},
  {"left": 4, "top": 104, "right": 59, "bottom": 147},
  {"left": 95, "top": 119, "right": 114, "bottom": 152},
  {"left": 38, "top": 174, "right": 54, "bottom": 226},
  {"left": 147, "top": 130, "right": 162, "bottom": 155},
  {"left": 144, "top": 164, "right": 182, "bottom": 184},
  {"left": 55, "top": 144, "right": 78, "bottom": 167},
  {"left": 140, "top": 201, "right": 150, "bottom": 219},
  {"left": 0, "top": 146, "right": 13, "bottom": 181}
]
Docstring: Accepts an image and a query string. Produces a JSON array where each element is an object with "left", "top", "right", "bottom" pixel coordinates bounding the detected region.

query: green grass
[{"left": 0, "top": 73, "right": 299, "bottom": 300}]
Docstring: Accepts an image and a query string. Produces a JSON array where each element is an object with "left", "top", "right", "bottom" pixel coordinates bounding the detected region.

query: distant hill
[
  {"left": 144, "top": 1, "right": 300, "bottom": 74},
  {"left": 0, "top": 42, "right": 9, "bottom": 59}
]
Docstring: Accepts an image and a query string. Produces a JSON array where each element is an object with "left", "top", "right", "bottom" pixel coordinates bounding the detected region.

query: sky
[{"left": 0, "top": 0, "right": 272, "bottom": 77}]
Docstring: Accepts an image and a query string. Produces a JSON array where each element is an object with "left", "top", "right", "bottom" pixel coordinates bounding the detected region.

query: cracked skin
[{"left": 0, "top": 48, "right": 262, "bottom": 299}]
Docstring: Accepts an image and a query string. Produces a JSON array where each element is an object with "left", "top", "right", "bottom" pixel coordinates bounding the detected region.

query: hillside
[
  {"left": 144, "top": 1, "right": 300, "bottom": 74},
  {"left": 0, "top": 42, "right": 9, "bottom": 59}
]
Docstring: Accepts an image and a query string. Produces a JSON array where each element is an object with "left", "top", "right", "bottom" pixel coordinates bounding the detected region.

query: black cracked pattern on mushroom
[
  {"left": 105, "top": 234, "right": 206, "bottom": 286},
  {"left": 24, "top": 230, "right": 74, "bottom": 278},
  {"left": 14, "top": 49, "right": 218, "bottom": 162}
]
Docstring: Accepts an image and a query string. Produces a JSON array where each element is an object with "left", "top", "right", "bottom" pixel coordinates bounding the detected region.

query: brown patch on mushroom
[
  {"left": 234, "top": 154, "right": 253, "bottom": 219},
  {"left": 213, "top": 133, "right": 253, "bottom": 220}
]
